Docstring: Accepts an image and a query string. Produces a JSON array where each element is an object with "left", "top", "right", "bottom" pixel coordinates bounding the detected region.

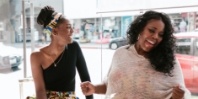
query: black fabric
[{"left": 42, "top": 41, "right": 93, "bottom": 99}]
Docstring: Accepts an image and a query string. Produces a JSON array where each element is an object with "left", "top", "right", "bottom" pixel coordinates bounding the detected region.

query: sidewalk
[
  {"left": 9, "top": 41, "right": 109, "bottom": 49},
  {"left": 79, "top": 42, "right": 109, "bottom": 49}
]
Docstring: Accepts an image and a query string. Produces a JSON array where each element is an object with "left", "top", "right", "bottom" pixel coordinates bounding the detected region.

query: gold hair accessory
[{"left": 43, "top": 13, "right": 62, "bottom": 35}]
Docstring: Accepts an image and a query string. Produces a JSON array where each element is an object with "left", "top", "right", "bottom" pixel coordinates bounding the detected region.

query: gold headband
[{"left": 43, "top": 13, "right": 62, "bottom": 34}]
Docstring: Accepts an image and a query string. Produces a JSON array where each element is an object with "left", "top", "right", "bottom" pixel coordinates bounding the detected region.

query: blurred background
[{"left": 0, "top": 0, "right": 198, "bottom": 99}]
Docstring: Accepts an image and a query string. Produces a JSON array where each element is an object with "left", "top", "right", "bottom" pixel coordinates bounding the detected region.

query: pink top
[{"left": 104, "top": 45, "right": 191, "bottom": 99}]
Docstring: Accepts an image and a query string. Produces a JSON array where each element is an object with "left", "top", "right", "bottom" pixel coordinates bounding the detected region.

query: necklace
[{"left": 53, "top": 49, "right": 65, "bottom": 67}]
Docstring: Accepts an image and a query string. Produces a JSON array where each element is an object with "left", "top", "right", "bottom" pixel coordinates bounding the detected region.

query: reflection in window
[
  {"left": 194, "top": 39, "right": 198, "bottom": 56},
  {"left": 176, "top": 38, "right": 191, "bottom": 55}
]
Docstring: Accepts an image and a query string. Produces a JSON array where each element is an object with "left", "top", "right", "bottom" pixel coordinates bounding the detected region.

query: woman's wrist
[
  {"left": 94, "top": 83, "right": 106, "bottom": 94},
  {"left": 93, "top": 85, "right": 96, "bottom": 94}
]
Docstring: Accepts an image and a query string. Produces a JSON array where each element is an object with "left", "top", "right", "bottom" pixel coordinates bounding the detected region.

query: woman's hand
[
  {"left": 81, "top": 81, "right": 95, "bottom": 96},
  {"left": 171, "top": 85, "right": 185, "bottom": 99}
]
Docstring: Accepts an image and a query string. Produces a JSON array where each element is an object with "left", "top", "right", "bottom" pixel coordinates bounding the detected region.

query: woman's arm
[
  {"left": 75, "top": 42, "right": 91, "bottom": 82},
  {"left": 171, "top": 58, "right": 191, "bottom": 99},
  {"left": 30, "top": 52, "right": 47, "bottom": 99},
  {"left": 75, "top": 42, "right": 93, "bottom": 99},
  {"left": 94, "top": 83, "right": 107, "bottom": 94},
  {"left": 81, "top": 81, "right": 107, "bottom": 95}
]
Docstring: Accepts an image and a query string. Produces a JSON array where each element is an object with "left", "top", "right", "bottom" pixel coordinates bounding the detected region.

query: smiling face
[
  {"left": 135, "top": 19, "right": 165, "bottom": 55},
  {"left": 54, "top": 18, "right": 74, "bottom": 45}
]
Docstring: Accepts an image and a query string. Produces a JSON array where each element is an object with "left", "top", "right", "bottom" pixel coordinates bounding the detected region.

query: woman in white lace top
[{"left": 81, "top": 10, "right": 191, "bottom": 99}]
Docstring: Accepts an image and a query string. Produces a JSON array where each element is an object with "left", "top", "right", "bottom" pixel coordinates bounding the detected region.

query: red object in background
[
  {"left": 95, "top": 33, "right": 111, "bottom": 44},
  {"left": 181, "top": 12, "right": 188, "bottom": 18},
  {"left": 176, "top": 54, "right": 198, "bottom": 93},
  {"left": 174, "top": 32, "right": 198, "bottom": 94},
  {"left": 95, "top": 38, "right": 110, "bottom": 44}
]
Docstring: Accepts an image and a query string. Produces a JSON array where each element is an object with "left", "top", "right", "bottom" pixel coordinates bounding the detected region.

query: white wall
[
  {"left": 98, "top": 0, "right": 198, "bottom": 11},
  {"left": 63, "top": 0, "right": 97, "bottom": 19},
  {"left": 64, "top": 0, "right": 198, "bottom": 19},
  {"left": 33, "top": 0, "right": 64, "bottom": 13}
]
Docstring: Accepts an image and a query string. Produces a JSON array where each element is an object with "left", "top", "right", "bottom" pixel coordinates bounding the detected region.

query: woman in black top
[{"left": 30, "top": 6, "right": 93, "bottom": 99}]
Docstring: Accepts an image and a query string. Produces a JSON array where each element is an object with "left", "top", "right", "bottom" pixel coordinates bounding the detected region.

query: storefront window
[{"left": 0, "top": 0, "right": 198, "bottom": 99}]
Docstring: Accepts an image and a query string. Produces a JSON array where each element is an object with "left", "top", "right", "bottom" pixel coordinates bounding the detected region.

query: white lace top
[{"left": 104, "top": 45, "right": 191, "bottom": 99}]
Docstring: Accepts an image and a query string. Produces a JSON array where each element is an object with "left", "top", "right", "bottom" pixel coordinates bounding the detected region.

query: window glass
[
  {"left": 194, "top": 39, "right": 198, "bottom": 56},
  {"left": 0, "top": 0, "right": 198, "bottom": 99},
  {"left": 176, "top": 38, "right": 191, "bottom": 55}
]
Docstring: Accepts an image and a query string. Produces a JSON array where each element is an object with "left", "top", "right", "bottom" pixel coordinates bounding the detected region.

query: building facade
[
  {"left": 0, "top": 0, "right": 64, "bottom": 44},
  {"left": 64, "top": 0, "right": 198, "bottom": 43},
  {"left": 1, "top": 0, "right": 198, "bottom": 44}
]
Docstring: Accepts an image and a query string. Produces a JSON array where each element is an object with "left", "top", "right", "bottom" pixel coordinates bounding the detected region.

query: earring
[{"left": 137, "top": 34, "right": 140, "bottom": 40}]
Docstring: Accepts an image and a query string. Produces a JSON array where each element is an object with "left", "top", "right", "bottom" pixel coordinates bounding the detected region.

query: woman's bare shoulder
[
  {"left": 31, "top": 47, "right": 47, "bottom": 56},
  {"left": 30, "top": 47, "right": 47, "bottom": 60},
  {"left": 30, "top": 50, "right": 45, "bottom": 68},
  {"left": 30, "top": 51, "right": 42, "bottom": 61},
  {"left": 31, "top": 50, "right": 41, "bottom": 55}
]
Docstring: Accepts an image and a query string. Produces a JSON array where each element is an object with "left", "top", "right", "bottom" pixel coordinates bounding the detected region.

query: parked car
[
  {"left": 174, "top": 32, "right": 198, "bottom": 94},
  {"left": 109, "top": 36, "right": 127, "bottom": 50},
  {"left": 0, "top": 42, "right": 22, "bottom": 70}
]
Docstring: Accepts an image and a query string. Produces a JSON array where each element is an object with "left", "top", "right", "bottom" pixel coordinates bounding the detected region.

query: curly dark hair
[
  {"left": 126, "top": 10, "right": 176, "bottom": 75},
  {"left": 37, "top": 6, "right": 65, "bottom": 28}
]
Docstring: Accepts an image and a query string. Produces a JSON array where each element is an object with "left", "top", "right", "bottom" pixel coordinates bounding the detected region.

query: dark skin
[
  {"left": 31, "top": 19, "right": 73, "bottom": 99},
  {"left": 135, "top": 19, "right": 185, "bottom": 99},
  {"left": 134, "top": 19, "right": 164, "bottom": 56},
  {"left": 81, "top": 19, "right": 185, "bottom": 99}
]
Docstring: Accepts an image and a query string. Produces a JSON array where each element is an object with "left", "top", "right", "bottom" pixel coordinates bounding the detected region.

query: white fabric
[{"left": 104, "top": 45, "right": 191, "bottom": 99}]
